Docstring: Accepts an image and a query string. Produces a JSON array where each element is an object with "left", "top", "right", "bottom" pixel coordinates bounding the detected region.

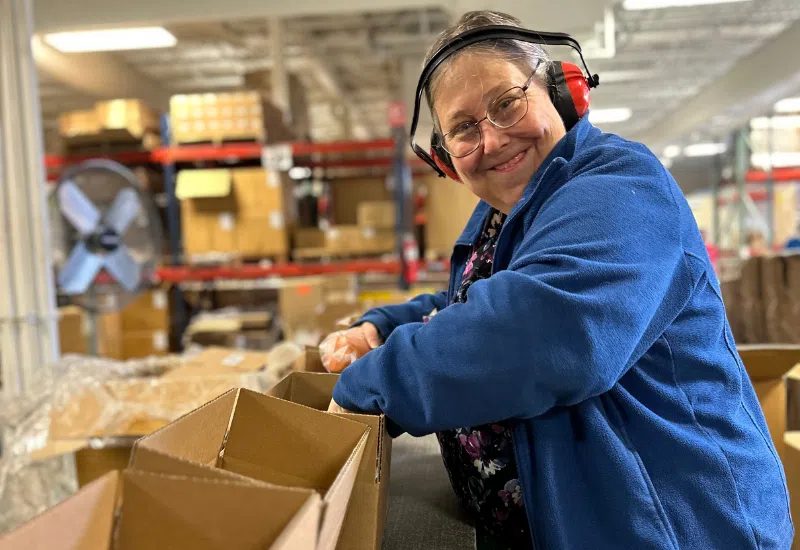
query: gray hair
[{"left": 423, "top": 11, "right": 552, "bottom": 131}]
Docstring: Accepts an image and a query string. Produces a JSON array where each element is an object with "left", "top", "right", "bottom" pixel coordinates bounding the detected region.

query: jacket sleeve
[
  {"left": 333, "top": 166, "right": 693, "bottom": 437},
  {"left": 354, "top": 291, "right": 448, "bottom": 340}
]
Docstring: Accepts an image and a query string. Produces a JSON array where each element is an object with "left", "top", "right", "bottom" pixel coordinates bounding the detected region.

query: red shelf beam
[{"left": 156, "top": 259, "right": 405, "bottom": 282}]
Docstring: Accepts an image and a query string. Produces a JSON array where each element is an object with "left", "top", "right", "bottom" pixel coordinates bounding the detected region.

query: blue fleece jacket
[{"left": 333, "top": 116, "right": 793, "bottom": 549}]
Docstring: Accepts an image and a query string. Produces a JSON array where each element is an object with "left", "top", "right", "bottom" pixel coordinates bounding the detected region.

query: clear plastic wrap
[
  {"left": 0, "top": 352, "right": 271, "bottom": 535},
  {"left": 318, "top": 330, "right": 373, "bottom": 373}
]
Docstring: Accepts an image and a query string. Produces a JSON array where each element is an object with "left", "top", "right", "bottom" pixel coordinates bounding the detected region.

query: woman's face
[{"left": 433, "top": 53, "right": 567, "bottom": 214}]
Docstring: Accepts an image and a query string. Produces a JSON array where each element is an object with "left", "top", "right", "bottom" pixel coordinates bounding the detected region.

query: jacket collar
[{"left": 454, "top": 115, "right": 595, "bottom": 246}]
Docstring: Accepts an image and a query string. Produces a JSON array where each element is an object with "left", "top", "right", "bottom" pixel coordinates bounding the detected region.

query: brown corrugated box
[
  {"left": 325, "top": 226, "right": 394, "bottom": 256},
  {"left": 279, "top": 277, "right": 325, "bottom": 331},
  {"left": 129, "top": 389, "right": 370, "bottom": 550},
  {"left": 739, "top": 257, "right": 767, "bottom": 344},
  {"left": 163, "top": 347, "right": 269, "bottom": 379},
  {"left": 782, "top": 433, "right": 800, "bottom": 549},
  {"left": 58, "top": 306, "right": 88, "bottom": 355},
  {"left": 357, "top": 201, "right": 395, "bottom": 230},
  {"left": 268, "top": 361, "right": 392, "bottom": 550},
  {"left": 739, "top": 345, "right": 800, "bottom": 460},
  {"left": 120, "top": 287, "right": 170, "bottom": 332},
  {"left": 178, "top": 167, "right": 292, "bottom": 258},
  {"left": 294, "top": 228, "right": 327, "bottom": 249},
  {"left": 330, "top": 178, "right": 391, "bottom": 226},
  {"left": 0, "top": 469, "right": 322, "bottom": 550},
  {"left": 58, "top": 99, "right": 160, "bottom": 143},
  {"left": 760, "top": 256, "right": 784, "bottom": 343},
  {"left": 423, "top": 174, "right": 479, "bottom": 256}
]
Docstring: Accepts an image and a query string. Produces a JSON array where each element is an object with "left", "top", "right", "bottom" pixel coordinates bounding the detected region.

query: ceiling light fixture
[
  {"left": 623, "top": 0, "right": 751, "bottom": 10},
  {"left": 43, "top": 27, "right": 177, "bottom": 53},
  {"left": 663, "top": 145, "right": 682, "bottom": 159},
  {"left": 683, "top": 143, "right": 727, "bottom": 157},
  {"left": 774, "top": 97, "right": 800, "bottom": 114},
  {"left": 750, "top": 115, "right": 800, "bottom": 130},
  {"left": 751, "top": 152, "right": 800, "bottom": 169},
  {"left": 588, "top": 108, "right": 632, "bottom": 124}
]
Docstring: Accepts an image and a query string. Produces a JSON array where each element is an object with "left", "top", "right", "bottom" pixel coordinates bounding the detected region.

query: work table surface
[{"left": 382, "top": 434, "right": 476, "bottom": 549}]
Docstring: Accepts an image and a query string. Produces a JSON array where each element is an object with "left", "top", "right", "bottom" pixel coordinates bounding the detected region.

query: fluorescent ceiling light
[
  {"left": 683, "top": 143, "right": 727, "bottom": 157},
  {"left": 751, "top": 152, "right": 800, "bottom": 169},
  {"left": 623, "top": 0, "right": 750, "bottom": 9},
  {"left": 588, "top": 108, "right": 632, "bottom": 124},
  {"left": 774, "top": 97, "right": 800, "bottom": 114},
  {"left": 44, "top": 27, "right": 177, "bottom": 53},
  {"left": 659, "top": 157, "right": 674, "bottom": 169},
  {"left": 663, "top": 145, "right": 682, "bottom": 159},
  {"left": 750, "top": 115, "right": 800, "bottom": 130}
]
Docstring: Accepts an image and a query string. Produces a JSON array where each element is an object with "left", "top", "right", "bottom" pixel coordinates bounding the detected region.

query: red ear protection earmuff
[{"left": 411, "top": 25, "right": 600, "bottom": 179}]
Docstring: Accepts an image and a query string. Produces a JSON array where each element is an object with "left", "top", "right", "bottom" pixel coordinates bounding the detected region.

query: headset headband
[{"left": 409, "top": 25, "right": 600, "bottom": 174}]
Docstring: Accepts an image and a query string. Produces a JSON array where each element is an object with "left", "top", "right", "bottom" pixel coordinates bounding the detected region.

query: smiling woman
[{"left": 325, "top": 9, "right": 794, "bottom": 550}]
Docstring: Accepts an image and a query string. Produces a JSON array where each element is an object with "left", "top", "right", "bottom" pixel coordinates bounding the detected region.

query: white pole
[{"left": 0, "top": 0, "right": 59, "bottom": 396}]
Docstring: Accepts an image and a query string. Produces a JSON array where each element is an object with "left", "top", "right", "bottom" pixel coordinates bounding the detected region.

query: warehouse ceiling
[{"left": 35, "top": 0, "right": 800, "bottom": 176}]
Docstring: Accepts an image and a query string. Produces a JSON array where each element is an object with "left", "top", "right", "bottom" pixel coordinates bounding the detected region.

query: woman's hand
[
  {"left": 327, "top": 399, "right": 352, "bottom": 414},
  {"left": 319, "top": 323, "right": 382, "bottom": 373}
]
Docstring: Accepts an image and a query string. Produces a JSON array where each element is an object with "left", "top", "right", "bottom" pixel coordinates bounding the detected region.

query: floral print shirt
[{"left": 435, "top": 209, "right": 533, "bottom": 549}]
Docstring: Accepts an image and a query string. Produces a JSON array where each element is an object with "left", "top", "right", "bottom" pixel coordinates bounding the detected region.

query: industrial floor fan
[{"left": 51, "top": 159, "right": 164, "bottom": 355}]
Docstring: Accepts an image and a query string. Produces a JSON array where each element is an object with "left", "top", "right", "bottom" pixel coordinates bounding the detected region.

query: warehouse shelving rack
[{"left": 44, "top": 121, "right": 435, "bottom": 284}]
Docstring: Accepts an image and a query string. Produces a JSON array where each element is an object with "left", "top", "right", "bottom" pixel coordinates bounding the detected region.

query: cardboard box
[
  {"left": 359, "top": 229, "right": 395, "bottom": 254},
  {"left": 58, "top": 306, "right": 88, "bottom": 355},
  {"left": 177, "top": 168, "right": 292, "bottom": 258},
  {"left": 782, "top": 432, "right": 800, "bottom": 549},
  {"left": 295, "top": 228, "right": 327, "bottom": 249},
  {"left": 357, "top": 201, "right": 395, "bottom": 230},
  {"left": 58, "top": 99, "right": 159, "bottom": 143},
  {"left": 120, "top": 287, "right": 170, "bottom": 332},
  {"left": 739, "top": 257, "right": 767, "bottom": 343},
  {"left": 739, "top": 344, "right": 800, "bottom": 460},
  {"left": 164, "top": 347, "right": 269, "bottom": 379},
  {"left": 330, "top": 178, "right": 391, "bottom": 225},
  {"left": 279, "top": 277, "right": 325, "bottom": 331},
  {"left": 423, "top": 174, "right": 479, "bottom": 256},
  {"left": 129, "top": 389, "right": 370, "bottom": 550},
  {"left": 268, "top": 367, "right": 392, "bottom": 550},
  {"left": 0, "top": 470, "right": 322, "bottom": 550},
  {"left": 121, "top": 330, "right": 169, "bottom": 359}
]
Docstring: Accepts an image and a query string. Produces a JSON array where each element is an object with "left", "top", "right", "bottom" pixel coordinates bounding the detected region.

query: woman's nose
[{"left": 481, "top": 122, "right": 510, "bottom": 154}]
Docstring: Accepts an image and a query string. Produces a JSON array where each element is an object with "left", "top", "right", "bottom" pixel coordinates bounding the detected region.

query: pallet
[
  {"left": 172, "top": 134, "right": 265, "bottom": 147},
  {"left": 292, "top": 248, "right": 396, "bottom": 262},
  {"left": 185, "top": 252, "right": 289, "bottom": 267},
  {"left": 63, "top": 129, "right": 161, "bottom": 154}
]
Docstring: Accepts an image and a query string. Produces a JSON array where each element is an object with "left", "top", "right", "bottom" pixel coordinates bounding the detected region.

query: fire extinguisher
[{"left": 402, "top": 233, "right": 419, "bottom": 285}]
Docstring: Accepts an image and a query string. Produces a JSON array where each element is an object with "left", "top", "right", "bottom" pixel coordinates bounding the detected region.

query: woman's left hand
[{"left": 327, "top": 399, "right": 352, "bottom": 414}]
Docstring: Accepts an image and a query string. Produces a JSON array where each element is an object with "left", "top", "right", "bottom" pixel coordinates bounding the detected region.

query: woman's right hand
[{"left": 319, "top": 322, "right": 382, "bottom": 373}]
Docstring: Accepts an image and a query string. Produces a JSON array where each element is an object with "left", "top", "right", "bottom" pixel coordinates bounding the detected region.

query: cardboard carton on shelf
[
  {"left": 177, "top": 167, "right": 293, "bottom": 259},
  {"left": 58, "top": 99, "right": 160, "bottom": 145},
  {"left": 423, "top": 174, "right": 479, "bottom": 256},
  {"left": 128, "top": 389, "right": 370, "bottom": 550},
  {"left": 0, "top": 470, "right": 321, "bottom": 550},
  {"left": 357, "top": 201, "right": 395, "bottom": 231},
  {"left": 268, "top": 356, "right": 392, "bottom": 550}
]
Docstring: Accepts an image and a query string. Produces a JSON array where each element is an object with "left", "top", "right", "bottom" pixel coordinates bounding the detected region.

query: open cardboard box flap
[
  {"left": 267, "top": 369, "right": 392, "bottom": 550},
  {"left": 0, "top": 469, "right": 322, "bottom": 550},
  {"left": 738, "top": 345, "right": 800, "bottom": 460},
  {"left": 129, "top": 389, "right": 370, "bottom": 550}
]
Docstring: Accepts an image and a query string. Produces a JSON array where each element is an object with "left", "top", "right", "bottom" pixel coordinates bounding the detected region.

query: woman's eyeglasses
[{"left": 441, "top": 69, "right": 538, "bottom": 159}]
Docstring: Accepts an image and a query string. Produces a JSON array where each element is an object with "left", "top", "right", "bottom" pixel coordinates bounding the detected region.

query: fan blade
[
  {"left": 58, "top": 180, "right": 101, "bottom": 236},
  {"left": 58, "top": 242, "right": 103, "bottom": 294},
  {"left": 103, "top": 247, "right": 141, "bottom": 292},
  {"left": 104, "top": 188, "right": 140, "bottom": 236}
]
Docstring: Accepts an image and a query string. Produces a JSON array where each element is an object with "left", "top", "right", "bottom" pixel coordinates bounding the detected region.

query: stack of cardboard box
[
  {"left": 58, "top": 99, "right": 161, "bottom": 149},
  {"left": 422, "top": 174, "right": 479, "bottom": 259},
  {"left": 723, "top": 254, "right": 800, "bottom": 344},
  {"left": 177, "top": 167, "right": 294, "bottom": 261},
  {"left": 57, "top": 287, "right": 171, "bottom": 360},
  {"left": 169, "top": 92, "right": 293, "bottom": 145}
]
